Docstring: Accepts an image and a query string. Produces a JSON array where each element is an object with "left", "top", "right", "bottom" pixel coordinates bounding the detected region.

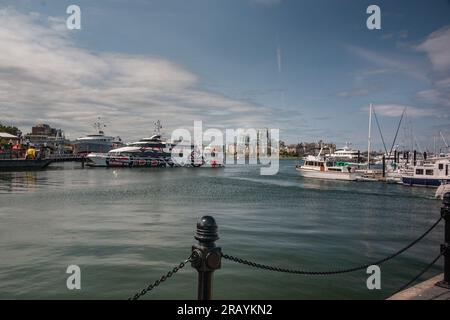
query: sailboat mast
[{"left": 368, "top": 103, "right": 373, "bottom": 169}]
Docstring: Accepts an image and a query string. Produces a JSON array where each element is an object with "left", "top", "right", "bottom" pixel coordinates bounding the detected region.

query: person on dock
[{"left": 25, "top": 146, "right": 36, "bottom": 160}]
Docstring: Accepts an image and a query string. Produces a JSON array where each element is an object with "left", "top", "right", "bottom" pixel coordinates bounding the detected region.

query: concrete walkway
[{"left": 388, "top": 274, "right": 450, "bottom": 300}]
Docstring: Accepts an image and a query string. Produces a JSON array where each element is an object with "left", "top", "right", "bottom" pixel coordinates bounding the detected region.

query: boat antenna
[
  {"left": 367, "top": 103, "right": 373, "bottom": 169},
  {"left": 372, "top": 106, "right": 388, "bottom": 155},
  {"left": 154, "top": 120, "right": 162, "bottom": 135},
  {"left": 388, "top": 107, "right": 406, "bottom": 158},
  {"left": 93, "top": 117, "right": 106, "bottom": 134}
]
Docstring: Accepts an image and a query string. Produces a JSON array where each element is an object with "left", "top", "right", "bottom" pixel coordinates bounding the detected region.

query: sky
[{"left": 0, "top": 0, "right": 450, "bottom": 151}]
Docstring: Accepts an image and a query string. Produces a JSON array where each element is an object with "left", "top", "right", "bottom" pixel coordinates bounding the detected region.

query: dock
[
  {"left": 388, "top": 274, "right": 450, "bottom": 300},
  {"left": 0, "top": 155, "right": 86, "bottom": 171}
]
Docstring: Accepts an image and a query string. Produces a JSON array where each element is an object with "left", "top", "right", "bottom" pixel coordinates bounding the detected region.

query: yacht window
[
  {"left": 415, "top": 169, "right": 424, "bottom": 175},
  {"left": 426, "top": 169, "right": 434, "bottom": 176},
  {"left": 446, "top": 165, "right": 449, "bottom": 176},
  {"left": 439, "top": 164, "right": 444, "bottom": 170}
]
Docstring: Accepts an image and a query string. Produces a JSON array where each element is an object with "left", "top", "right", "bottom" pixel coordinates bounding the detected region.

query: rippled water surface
[{"left": 0, "top": 160, "right": 443, "bottom": 299}]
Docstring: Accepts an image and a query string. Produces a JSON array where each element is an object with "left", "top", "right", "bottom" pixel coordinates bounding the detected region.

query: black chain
[
  {"left": 222, "top": 216, "right": 443, "bottom": 275},
  {"left": 391, "top": 250, "right": 445, "bottom": 297},
  {"left": 128, "top": 253, "right": 196, "bottom": 300}
]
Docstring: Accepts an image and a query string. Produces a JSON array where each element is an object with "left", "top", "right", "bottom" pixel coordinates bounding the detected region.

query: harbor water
[{"left": 0, "top": 160, "right": 443, "bottom": 299}]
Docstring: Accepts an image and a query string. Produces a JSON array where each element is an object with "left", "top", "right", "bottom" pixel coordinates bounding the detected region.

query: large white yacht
[
  {"left": 328, "top": 143, "right": 360, "bottom": 161},
  {"left": 73, "top": 119, "right": 123, "bottom": 154},
  {"left": 86, "top": 121, "right": 224, "bottom": 168}
]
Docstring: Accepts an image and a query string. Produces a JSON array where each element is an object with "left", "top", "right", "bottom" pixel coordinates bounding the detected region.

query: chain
[
  {"left": 222, "top": 216, "right": 443, "bottom": 275},
  {"left": 128, "top": 252, "right": 197, "bottom": 300}
]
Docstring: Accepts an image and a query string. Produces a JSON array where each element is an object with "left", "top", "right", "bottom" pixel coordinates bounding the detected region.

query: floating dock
[
  {"left": 0, "top": 159, "right": 53, "bottom": 170},
  {"left": 0, "top": 156, "right": 85, "bottom": 171}
]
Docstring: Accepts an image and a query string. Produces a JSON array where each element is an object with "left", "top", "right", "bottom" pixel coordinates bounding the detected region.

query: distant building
[
  {"left": 24, "top": 124, "right": 69, "bottom": 154},
  {"left": 31, "top": 124, "right": 58, "bottom": 136}
]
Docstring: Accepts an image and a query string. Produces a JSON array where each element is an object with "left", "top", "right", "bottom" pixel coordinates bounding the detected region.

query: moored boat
[
  {"left": 296, "top": 149, "right": 360, "bottom": 181},
  {"left": 73, "top": 118, "right": 123, "bottom": 155},
  {"left": 402, "top": 159, "right": 450, "bottom": 187}
]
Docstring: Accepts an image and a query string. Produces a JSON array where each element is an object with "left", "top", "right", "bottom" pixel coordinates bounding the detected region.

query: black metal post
[
  {"left": 437, "top": 192, "right": 450, "bottom": 289},
  {"left": 382, "top": 155, "right": 386, "bottom": 178},
  {"left": 413, "top": 150, "right": 417, "bottom": 166},
  {"left": 191, "top": 216, "right": 221, "bottom": 300}
]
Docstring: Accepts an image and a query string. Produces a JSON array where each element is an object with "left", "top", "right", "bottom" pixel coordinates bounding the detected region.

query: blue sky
[{"left": 1, "top": 0, "right": 450, "bottom": 151}]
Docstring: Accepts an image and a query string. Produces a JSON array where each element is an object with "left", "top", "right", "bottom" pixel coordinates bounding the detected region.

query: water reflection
[{"left": 0, "top": 171, "right": 38, "bottom": 193}]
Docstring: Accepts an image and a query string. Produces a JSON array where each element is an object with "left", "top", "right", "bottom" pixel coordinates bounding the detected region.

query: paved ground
[{"left": 388, "top": 274, "right": 450, "bottom": 300}]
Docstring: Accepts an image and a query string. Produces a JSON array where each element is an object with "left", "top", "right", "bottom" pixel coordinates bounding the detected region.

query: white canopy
[{"left": 0, "top": 132, "right": 19, "bottom": 139}]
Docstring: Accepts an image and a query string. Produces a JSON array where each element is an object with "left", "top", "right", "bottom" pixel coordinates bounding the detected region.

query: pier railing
[{"left": 128, "top": 193, "right": 450, "bottom": 300}]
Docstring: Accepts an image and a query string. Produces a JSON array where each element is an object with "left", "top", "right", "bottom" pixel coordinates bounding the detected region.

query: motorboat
[
  {"left": 296, "top": 147, "right": 361, "bottom": 181},
  {"left": 402, "top": 159, "right": 450, "bottom": 187}
]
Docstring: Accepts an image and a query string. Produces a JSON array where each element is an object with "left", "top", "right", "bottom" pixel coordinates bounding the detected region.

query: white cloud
[
  {"left": 346, "top": 45, "right": 428, "bottom": 82},
  {"left": 0, "top": 8, "right": 271, "bottom": 141},
  {"left": 416, "top": 26, "right": 450, "bottom": 72}
]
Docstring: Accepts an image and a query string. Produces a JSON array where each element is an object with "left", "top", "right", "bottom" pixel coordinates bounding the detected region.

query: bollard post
[
  {"left": 191, "top": 216, "right": 221, "bottom": 300},
  {"left": 437, "top": 192, "right": 450, "bottom": 289}
]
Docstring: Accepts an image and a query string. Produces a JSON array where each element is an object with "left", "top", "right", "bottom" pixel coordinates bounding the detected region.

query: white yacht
[
  {"left": 73, "top": 119, "right": 123, "bottom": 154},
  {"left": 328, "top": 143, "right": 360, "bottom": 161},
  {"left": 86, "top": 121, "right": 224, "bottom": 168},
  {"left": 296, "top": 148, "right": 361, "bottom": 181}
]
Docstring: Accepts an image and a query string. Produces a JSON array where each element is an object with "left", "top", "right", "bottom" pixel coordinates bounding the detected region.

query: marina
[{"left": 1, "top": 0, "right": 450, "bottom": 305}]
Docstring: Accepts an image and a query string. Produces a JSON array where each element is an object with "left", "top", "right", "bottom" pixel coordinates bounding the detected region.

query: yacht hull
[
  {"left": 401, "top": 177, "right": 448, "bottom": 187},
  {"left": 86, "top": 153, "right": 223, "bottom": 168},
  {"left": 296, "top": 167, "right": 359, "bottom": 181}
]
